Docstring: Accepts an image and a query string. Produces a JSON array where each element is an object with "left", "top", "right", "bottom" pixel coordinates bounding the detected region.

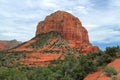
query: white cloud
[
  {"left": 110, "top": 0, "right": 120, "bottom": 7},
  {"left": 0, "top": 0, "right": 120, "bottom": 44},
  {"left": 41, "top": 0, "right": 58, "bottom": 8},
  {"left": 89, "top": 28, "right": 120, "bottom": 43}
]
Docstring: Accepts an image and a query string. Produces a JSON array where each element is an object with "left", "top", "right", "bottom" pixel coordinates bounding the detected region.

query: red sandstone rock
[
  {"left": 0, "top": 42, "right": 11, "bottom": 50},
  {"left": 36, "top": 10, "right": 99, "bottom": 53},
  {"left": 97, "top": 76, "right": 111, "bottom": 80},
  {"left": 84, "top": 58, "right": 120, "bottom": 80},
  {"left": 0, "top": 40, "right": 21, "bottom": 51},
  {"left": 36, "top": 11, "right": 89, "bottom": 44},
  {"left": 20, "top": 52, "right": 64, "bottom": 67},
  {"left": 84, "top": 70, "right": 102, "bottom": 80},
  {"left": 107, "top": 59, "right": 120, "bottom": 73},
  {"left": 117, "top": 73, "right": 120, "bottom": 80}
]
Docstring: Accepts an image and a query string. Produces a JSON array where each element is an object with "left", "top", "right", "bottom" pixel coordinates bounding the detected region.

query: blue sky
[{"left": 0, "top": 0, "right": 120, "bottom": 50}]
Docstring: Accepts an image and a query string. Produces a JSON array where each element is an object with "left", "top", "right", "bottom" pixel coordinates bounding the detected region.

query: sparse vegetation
[
  {"left": 0, "top": 43, "right": 120, "bottom": 80},
  {"left": 29, "top": 31, "right": 64, "bottom": 49},
  {"left": 0, "top": 68, "right": 27, "bottom": 80},
  {"left": 103, "top": 67, "right": 117, "bottom": 77}
]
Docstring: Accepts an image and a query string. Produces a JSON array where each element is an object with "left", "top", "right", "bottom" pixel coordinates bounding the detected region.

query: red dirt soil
[{"left": 84, "top": 58, "right": 120, "bottom": 80}]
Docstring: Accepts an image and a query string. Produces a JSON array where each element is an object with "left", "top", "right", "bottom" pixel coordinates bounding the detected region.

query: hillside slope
[
  {"left": 8, "top": 31, "right": 78, "bottom": 66},
  {"left": 84, "top": 58, "right": 120, "bottom": 80}
]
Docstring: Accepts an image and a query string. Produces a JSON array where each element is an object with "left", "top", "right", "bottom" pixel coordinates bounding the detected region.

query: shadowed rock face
[{"left": 36, "top": 11, "right": 99, "bottom": 54}]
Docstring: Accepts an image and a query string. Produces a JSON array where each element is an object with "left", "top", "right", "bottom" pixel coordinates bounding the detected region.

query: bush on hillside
[{"left": 103, "top": 67, "right": 117, "bottom": 77}]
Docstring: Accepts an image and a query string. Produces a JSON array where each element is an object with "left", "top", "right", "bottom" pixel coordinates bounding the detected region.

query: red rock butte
[
  {"left": 36, "top": 11, "right": 89, "bottom": 44},
  {"left": 8, "top": 10, "right": 99, "bottom": 66},
  {"left": 36, "top": 10, "right": 99, "bottom": 53}
]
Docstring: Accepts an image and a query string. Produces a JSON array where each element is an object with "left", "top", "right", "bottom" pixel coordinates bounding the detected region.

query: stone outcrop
[
  {"left": 0, "top": 40, "right": 21, "bottom": 51},
  {"left": 36, "top": 11, "right": 89, "bottom": 44},
  {"left": 36, "top": 10, "right": 99, "bottom": 54},
  {"left": 0, "top": 42, "right": 11, "bottom": 51}
]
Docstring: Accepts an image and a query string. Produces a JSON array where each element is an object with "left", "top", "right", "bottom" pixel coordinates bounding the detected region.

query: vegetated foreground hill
[
  {"left": 0, "top": 46, "right": 120, "bottom": 80},
  {"left": 0, "top": 39, "right": 22, "bottom": 51},
  {"left": 8, "top": 31, "right": 80, "bottom": 66}
]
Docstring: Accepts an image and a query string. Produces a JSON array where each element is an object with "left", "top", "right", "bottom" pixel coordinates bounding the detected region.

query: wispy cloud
[
  {"left": 0, "top": 0, "right": 120, "bottom": 44},
  {"left": 89, "top": 25, "right": 120, "bottom": 43}
]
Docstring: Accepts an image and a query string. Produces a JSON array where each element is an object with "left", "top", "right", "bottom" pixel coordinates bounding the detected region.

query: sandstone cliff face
[
  {"left": 36, "top": 11, "right": 89, "bottom": 44},
  {"left": 36, "top": 11, "right": 99, "bottom": 54}
]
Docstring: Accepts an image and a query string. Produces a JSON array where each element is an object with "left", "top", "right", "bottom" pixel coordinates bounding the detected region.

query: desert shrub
[
  {"left": 103, "top": 67, "right": 117, "bottom": 77},
  {"left": 0, "top": 51, "right": 4, "bottom": 60},
  {"left": 105, "top": 46, "right": 119, "bottom": 57},
  {"left": 0, "top": 68, "right": 27, "bottom": 80},
  {"left": 29, "top": 31, "right": 62, "bottom": 49},
  {"left": 96, "top": 54, "right": 114, "bottom": 66},
  {"left": 96, "top": 46, "right": 120, "bottom": 67}
]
